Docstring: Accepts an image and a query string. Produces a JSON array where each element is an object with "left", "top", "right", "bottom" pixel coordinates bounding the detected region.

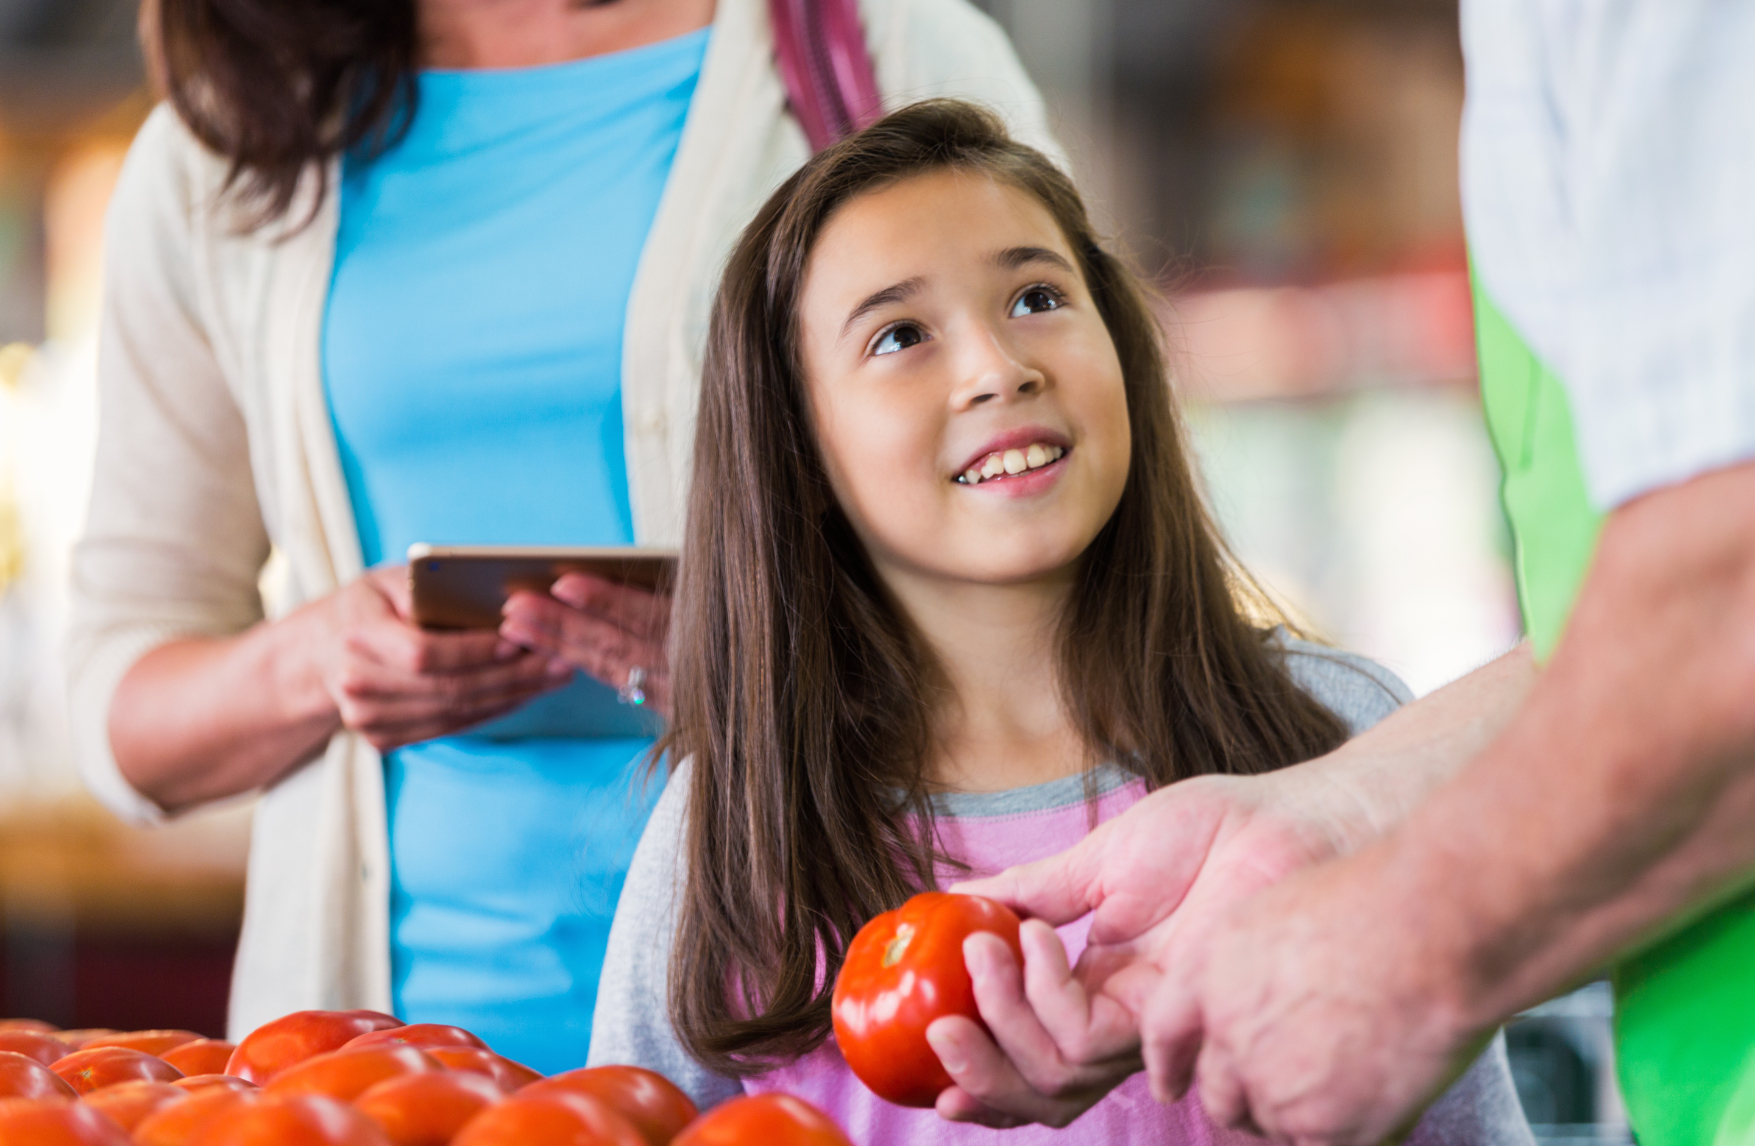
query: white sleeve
[
  {"left": 1461, "top": 0, "right": 1755, "bottom": 509},
  {"left": 66, "top": 105, "right": 271, "bottom": 823},
  {"left": 589, "top": 759, "right": 746, "bottom": 1111}
]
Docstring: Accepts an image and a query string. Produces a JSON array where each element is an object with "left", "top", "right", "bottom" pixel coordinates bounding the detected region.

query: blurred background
[{"left": 0, "top": 0, "right": 1614, "bottom": 1138}]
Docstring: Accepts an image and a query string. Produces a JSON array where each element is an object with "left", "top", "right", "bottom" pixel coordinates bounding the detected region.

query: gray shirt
[{"left": 588, "top": 639, "right": 1534, "bottom": 1144}]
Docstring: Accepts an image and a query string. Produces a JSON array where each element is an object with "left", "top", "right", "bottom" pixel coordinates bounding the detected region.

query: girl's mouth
[{"left": 954, "top": 442, "right": 1067, "bottom": 486}]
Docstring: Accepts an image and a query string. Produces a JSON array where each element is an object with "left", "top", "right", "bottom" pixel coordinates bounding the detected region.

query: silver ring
[{"left": 618, "top": 665, "right": 648, "bottom": 707}]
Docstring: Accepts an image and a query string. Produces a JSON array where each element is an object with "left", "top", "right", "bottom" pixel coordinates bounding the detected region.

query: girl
[{"left": 587, "top": 101, "right": 1532, "bottom": 1143}]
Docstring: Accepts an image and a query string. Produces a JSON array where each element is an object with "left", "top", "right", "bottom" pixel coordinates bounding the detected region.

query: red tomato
[
  {"left": 0, "top": 1051, "right": 78, "bottom": 1100},
  {"left": 0, "top": 1020, "right": 57, "bottom": 1035},
  {"left": 82, "top": 1031, "right": 202, "bottom": 1057},
  {"left": 135, "top": 1086, "right": 258, "bottom": 1146},
  {"left": 188, "top": 1092, "right": 389, "bottom": 1146},
  {"left": 342, "top": 1024, "right": 487, "bottom": 1054},
  {"left": 173, "top": 1074, "right": 257, "bottom": 1093},
  {"left": 161, "top": 1040, "right": 237, "bottom": 1077},
  {"left": 831, "top": 891, "right": 1022, "bottom": 1107},
  {"left": 524, "top": 1067, "right": 696, "bottom": 1146},
  {"left": 50, "top": 1047, "right": 183, "bottom": 1095},
  {"left": 0, "top": 1097, "right": 130, "bottom": 1146},
  {"left": 0, "top": 1031, "right": 69, "bottom": 1067},
  {"left": 426, "top": 1047, "right": 542, "bottom": 1091},
  {"left": 265, "top": 1046, "right": 438, "bottom": 1102},
  {"left": 672, "top": 1094, "right": 853, "bottom": 1146},
  {"left": 81, "top": 1081, "right": 187, "bottom": 1132},
  {"left": 353, "top": 1070, "right": 505, "bottom": 1146},
  {"left": 52, "top": 1031, "right": 118, "bottom": 1051},
  {"left": 452, "top": 1091, "right": 644, "bottom": 1146},
  {"left": 225, "top": 1011, "right": 403, "bottom": 1085}
]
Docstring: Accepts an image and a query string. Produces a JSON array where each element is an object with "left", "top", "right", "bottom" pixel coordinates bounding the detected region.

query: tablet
[{"left": 407, "top": 543, "right": 679, "bottom": 630}]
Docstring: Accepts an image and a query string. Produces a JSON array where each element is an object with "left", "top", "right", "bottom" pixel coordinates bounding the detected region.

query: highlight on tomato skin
[
  {"left": 0, "top": 1096, "right": 132, "bottom": 1145},
  {"left": 160, "top": 1040, "right": 237, "bottom": 1078},
  {"left": 451, "top": 1090, "right": 647, "bottom": 1146},
  {"left": 134, "top": 1084, "right": 259, "bottom": 1146},
  {"left": 425, "top": 1046, "right": 543, "bottom": 1092},
  {"left": 672, "top": 1093, "right": 854, "bottom": 1146},
  {"left": 0, "top": 1020, "right": 58, "bottom": 1035},
  {"left": 81, "top": 1080, "right": 188, "bottom": 1133},
  {"left": 172, "top": 1074, "right": 257, "bottom": 1093},
  {"left": 264, "top": 1045, "right": 439, "bottom": 1103},
  {"left": 353, "top": 1069, "right": 506, "bottom": 1146},
  {"left": 50, "top": 1046, "right": 184, "bottom": 1096},
  {"left": 0, "top": 1031, "right": 71, "bottom": 1068},
  {"left": 0, "top": 1050, "right": 79, "bottom": 1100},
  {"left": 82, "top": 1031, "right": 203, "bottom": 1057},
  {"left": 523, "top": 1066, "right": 697, "bottom": 1146},
  {"left": 186, "top": 1092, "right": 391, "bottom": 1146},
  {"left": 53, "top": 1031, "right": 119, "bottom": 1051},
  {"left": 830, "top": 891, "right": 1024, "bottom": 1108},
  {"left": 224, "top": 1011, "right": 404, "bottom": 1085},
  {"left": 341, "top": 1024, "right": 489, "bottom": 1054}
]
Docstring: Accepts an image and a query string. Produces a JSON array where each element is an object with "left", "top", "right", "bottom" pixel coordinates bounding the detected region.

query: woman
[{"left": 69, "top": 0, "right": 1053, "bottom": 1071}]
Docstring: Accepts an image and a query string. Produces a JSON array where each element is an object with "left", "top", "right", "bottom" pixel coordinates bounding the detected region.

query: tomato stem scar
[{"left": 883, "top": 923, "right": 916, "bottom": 968}]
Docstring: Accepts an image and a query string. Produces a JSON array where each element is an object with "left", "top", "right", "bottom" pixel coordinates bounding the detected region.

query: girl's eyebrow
[
  {"left": 995, "top": 245, "right": 1076, "bottom": 273},
  {"left": 842, "top": 276, "right": 925, "bottom": 339}
]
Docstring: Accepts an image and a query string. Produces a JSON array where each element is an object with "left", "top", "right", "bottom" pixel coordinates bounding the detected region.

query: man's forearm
[
  {"left": 1372, "top": 461, "right": 1755, "bottom": 1029},
  {"left": 1288, "top": 643, "right": 1537, "bottom": 858}
]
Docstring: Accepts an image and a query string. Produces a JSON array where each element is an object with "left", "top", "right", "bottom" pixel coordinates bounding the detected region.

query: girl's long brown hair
[{"left": 665, "top": 100, "right": 1348, "bottom": 1075}]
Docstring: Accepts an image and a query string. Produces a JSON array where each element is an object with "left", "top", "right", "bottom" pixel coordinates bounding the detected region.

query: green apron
[{"left": 1473, "top": 280, "right": 1755, "bottom": 1146}]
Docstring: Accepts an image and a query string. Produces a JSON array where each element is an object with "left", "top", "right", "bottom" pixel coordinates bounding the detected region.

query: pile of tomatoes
[{"left": 0, "top": 1012, "right": 852, "bottom": 1146}]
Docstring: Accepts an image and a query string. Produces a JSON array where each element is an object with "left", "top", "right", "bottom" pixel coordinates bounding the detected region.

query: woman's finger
[
  {"left": 501, "top": 595, "right": 663, "bottom": 681},
  {"left": 355, "top": 693, "right": 549, "bottom": 752},
  {"left": 340, "top": 647, "right": 569, "bottom": 707},
  {"left": 548, "top": 574, "right": 672, "bottom": 637},
  {"left": 352, "top": 609, "right": 513, "bottom": 675}
]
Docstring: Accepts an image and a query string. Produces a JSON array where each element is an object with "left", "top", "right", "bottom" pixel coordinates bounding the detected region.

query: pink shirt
[{"left": 745, "top": 777, "right": 1262, "bottom": 1146}]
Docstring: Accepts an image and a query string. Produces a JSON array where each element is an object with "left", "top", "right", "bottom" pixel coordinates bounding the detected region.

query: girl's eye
[
  {"left": 1010, "top": 286, "right": 1064, "bottom": 317},
  {"left": 872, "top": 323, "right": 925, "bottom": 357}
]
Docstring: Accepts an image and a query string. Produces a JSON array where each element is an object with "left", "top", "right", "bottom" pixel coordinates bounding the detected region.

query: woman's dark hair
[
  {"left": 665, "top": 99, "right": 1350, "bottom": 1075},
  {"left": 146, "top": 0, "right": 418, "bottom": 225}
]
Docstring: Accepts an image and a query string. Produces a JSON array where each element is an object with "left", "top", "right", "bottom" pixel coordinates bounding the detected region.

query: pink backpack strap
[{"left": 768, "top": 0, "right": 883, "bottom": 152}]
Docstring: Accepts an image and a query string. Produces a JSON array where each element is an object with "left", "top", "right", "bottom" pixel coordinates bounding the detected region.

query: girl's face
[{"left": 798, "top": 170, "right": 1132, "bottom": 592}]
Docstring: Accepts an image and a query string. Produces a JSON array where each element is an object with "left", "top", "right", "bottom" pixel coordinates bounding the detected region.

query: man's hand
[
  {"left": 1143, "top": 845, "right": 1485, "bottom": 1143},
  {"left": 1152, "top": 461, "right": 1755, "bottom": 1142},
  {"left": 933, "top": 649, "right": 1536, "bottom": 1129},
  {"left": 937, "top": 768, "right": 1363, "bottom": 1126}
]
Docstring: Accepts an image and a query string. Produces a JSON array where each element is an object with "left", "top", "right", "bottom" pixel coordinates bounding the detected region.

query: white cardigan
[{"left": 68, "top": 0, "right": 1055, "bottom": 1039}]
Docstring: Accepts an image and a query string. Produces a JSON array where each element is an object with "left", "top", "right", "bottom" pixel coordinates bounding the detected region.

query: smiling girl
[{"left": 587, "top": 102, "right": 1532, "bottom": 1144}]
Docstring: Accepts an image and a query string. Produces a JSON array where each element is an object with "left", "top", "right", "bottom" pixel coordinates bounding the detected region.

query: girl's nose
[{"left": 953, "top": 330, "right": 1046, "bottom": 408}]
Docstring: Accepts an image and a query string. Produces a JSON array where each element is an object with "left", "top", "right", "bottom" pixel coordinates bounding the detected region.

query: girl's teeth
[{"left": 957, "top": 443, "right": 1067, "bottom": 485}]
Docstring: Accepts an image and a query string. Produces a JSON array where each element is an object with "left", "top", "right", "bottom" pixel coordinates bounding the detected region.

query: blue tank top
[{"left": 322, "top": 28, "right": 708, "bottom": 1073}]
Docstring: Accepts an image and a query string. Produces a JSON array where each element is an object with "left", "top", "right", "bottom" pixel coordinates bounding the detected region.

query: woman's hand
[
  {"left": 317, "top": 566, "right": 575, "bottom": 752},
  {"left": 111, "top": 565, "right": 573, "bottom": 813},
  {"left": 498, "top": 573, "right": 673, "bottom": 718}
]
